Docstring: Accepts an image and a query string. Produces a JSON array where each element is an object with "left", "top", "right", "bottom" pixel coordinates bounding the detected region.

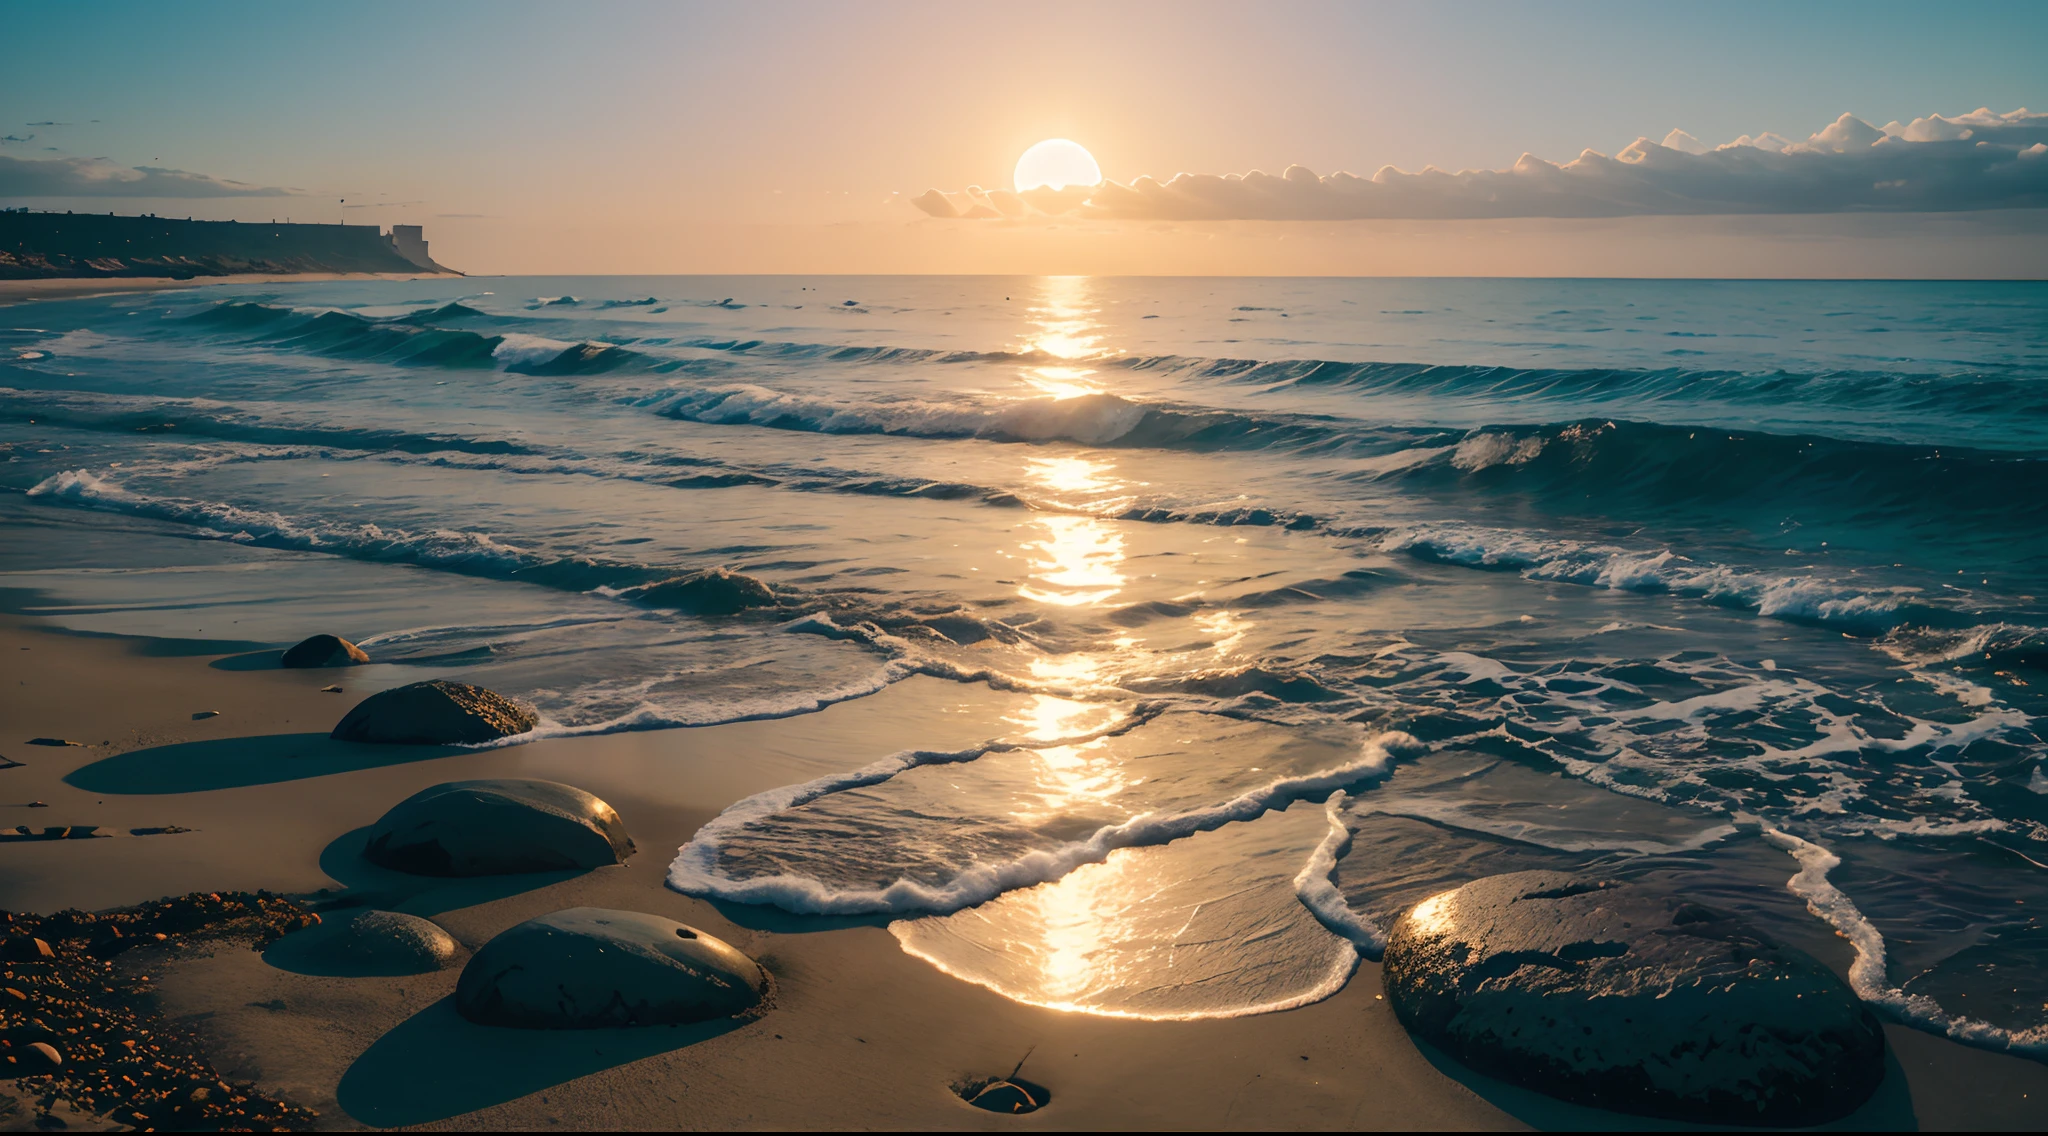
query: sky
[{"left": 4, "top": 0, "right": 2046, "bottom": 276}]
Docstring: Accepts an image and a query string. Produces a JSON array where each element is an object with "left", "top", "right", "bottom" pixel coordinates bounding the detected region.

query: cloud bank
[
  {"left": 0, "top": 154, "right": 293, "bottom": 198},
  {"left": 914, "top": 108, "right": 2048, "bottom": 221}
]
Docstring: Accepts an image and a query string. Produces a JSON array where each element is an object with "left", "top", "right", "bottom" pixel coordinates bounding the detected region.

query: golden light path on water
[{"left": 886, "top": 275, "right": 1361, "bottom": 1018}]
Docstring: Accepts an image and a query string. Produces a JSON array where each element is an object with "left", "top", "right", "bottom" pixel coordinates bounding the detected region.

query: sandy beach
[{"left": 2, "top": 611, "right": 2044, "bottom": 1130}]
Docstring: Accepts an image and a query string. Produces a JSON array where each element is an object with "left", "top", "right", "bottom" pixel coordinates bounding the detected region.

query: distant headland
[{"left": 0, "top": 210, "right": 459, "bottom": 280}]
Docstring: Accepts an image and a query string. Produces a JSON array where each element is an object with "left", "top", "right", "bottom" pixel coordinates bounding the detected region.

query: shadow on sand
[
  {"left": 336, "top": 996, "right": 748, "bottom": 1126},
  {"left": 1407, "top": 1034, "right": 1919, "bottom": 1132},
  {"left": 64, "top": 734, "right": 467, "bottom": 794},
  {"left": 291, "top": 825, "right": 591, "bottom": 924}
]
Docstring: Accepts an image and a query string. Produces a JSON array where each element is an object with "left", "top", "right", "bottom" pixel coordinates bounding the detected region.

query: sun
[{"left": 1014, "top": 139, "right": 1102, "bottom": 192}]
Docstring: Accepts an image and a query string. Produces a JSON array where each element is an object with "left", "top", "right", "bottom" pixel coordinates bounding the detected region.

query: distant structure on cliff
[{"left": 0, "top": 211, "right": 459, "bottom": 280}]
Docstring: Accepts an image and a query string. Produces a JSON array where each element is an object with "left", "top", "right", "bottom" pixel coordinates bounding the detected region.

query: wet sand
[
  {"left": 0, "top": 273, "right": 457, "bottom": 307},
  {"left": 3, "top": 611, "right": 2045, "bottom": 1130}
]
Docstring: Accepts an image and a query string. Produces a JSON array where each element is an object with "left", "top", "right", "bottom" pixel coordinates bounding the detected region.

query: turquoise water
[{"left": 4, "top": 276, "right": 2046, "bottom": 1043}]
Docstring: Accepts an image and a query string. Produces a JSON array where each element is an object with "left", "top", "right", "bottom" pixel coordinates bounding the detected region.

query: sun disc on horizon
[{"left": 1014, "top": 139, "right": 1102, "bottom": 192}]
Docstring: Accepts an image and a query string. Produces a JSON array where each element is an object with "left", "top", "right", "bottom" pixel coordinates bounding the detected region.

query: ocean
[{"left": 4, "top": 275, "right": 2046, "bottom": 1047}]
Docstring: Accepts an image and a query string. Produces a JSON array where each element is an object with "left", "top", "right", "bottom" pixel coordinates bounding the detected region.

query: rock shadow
[
  {"left": 64, "top": 734, "right": 465, "bottom": 794},
  {"left": 336, "top": 995, "right": 745, "bottom": 1127},
  {"left": 209, "top": 649, "right": 283, "bottom": 671},
  {"left": 1406, "top": 1035, "right": 1918, "bottom": 1132},
  {"left": 301, "top": 825, "right": 591, "bottom": 923}
]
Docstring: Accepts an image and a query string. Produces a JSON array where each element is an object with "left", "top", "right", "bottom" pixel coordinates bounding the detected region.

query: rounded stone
[
  {"left": 323, "top": 911, "right": 457, "bottom": 974},
  {"left": 330, "top": 679, "right": 537, "bottom": 745},
  {"left": 362, "top": 778, "right": 634, "bottom": 876},
  {"left": 632, "top": 568, "right": 775, "bottom": 615},
  {"left": 1381, "top": 871, "right": 1885, "bottom": 1127},
  {"left": 454, "top": 907, "right": 765, "bottom": 1028},
  {"left": 281, "top": 634, "right": 370, "bottom": 668}
]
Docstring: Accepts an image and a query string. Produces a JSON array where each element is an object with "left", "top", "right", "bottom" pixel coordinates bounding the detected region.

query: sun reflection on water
[{"left": 1020, "top": 276, "right": 1104, "bottom": 399}]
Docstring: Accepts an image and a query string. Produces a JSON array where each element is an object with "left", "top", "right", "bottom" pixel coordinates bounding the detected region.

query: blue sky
[{"left": 5, "top": 0, "right": 2045, "bottom": 274}]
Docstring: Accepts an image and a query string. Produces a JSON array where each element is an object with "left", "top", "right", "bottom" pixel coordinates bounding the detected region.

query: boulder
[
  {"left": 278, "top": 910, "right": 458, "bottom": 975},
  {"left": 454, "top": 908, "right": 764, "bottom": 1028},
  {"left": 632, "top": 568, "right": 775, "bottom": 615},
  {"left": 363, "top": 778, "right": 633, "bottom": 876},
  {"left": 330, "top": 680, "right": 536, "bottom": 745},
  {"left": 1382, "top": 871, "right": 1884, "bottom": 1127},
  {"left": 281, "top": 634, "right": 370, "bottom": 668}
]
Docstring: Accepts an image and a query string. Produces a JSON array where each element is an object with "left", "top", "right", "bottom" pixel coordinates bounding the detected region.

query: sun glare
[{"left": 1014, "top": 139, "right": 1102, "bottom": 192}]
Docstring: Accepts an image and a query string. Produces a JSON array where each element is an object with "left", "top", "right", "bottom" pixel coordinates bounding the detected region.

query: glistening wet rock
[
  {"left": 280, "top": 633, "right": 369, "bottom": 668},
  {"left": 455, "top": 908, "right": 764, "bottom": 1028},
  {"left": 330, "top": 680, "right": 536, "bottom": 744},
  {"left": 362, "top": 778, "right": 634, "bottom": 876},
  {"left": 632, "top": 568, "right": 775, "bottom": 615},
  {"left": 1381, "top": 871, "right": 1884, "bottom": 1127}
]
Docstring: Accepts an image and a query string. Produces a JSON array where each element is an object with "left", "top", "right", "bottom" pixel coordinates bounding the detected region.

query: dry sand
[
  {"left": 0, "top": 273, "right": 457, "bottom": 307},
  {"left": 3, "top": 612, "right": 2046, "bottom": 1130}
]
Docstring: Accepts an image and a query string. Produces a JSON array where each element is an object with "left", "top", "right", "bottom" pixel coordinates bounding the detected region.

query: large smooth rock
[
  {"left": 632, "top": 568, "right": 774, "bottom": 615},
  {"left": 281, "top": 633, "right": 369, "bottom": 668},
  {"left": 1382, "top": 871, "right": 1884, "bottom": 1127},
  {"left": 330, "top": 680, "right": 536, "bottom": 745},
  {"left": 362, "top": 778, "right": 634, "bottom": 876},
  {"left": 455, "top": 908, "right": 764, "bottom": 1028}
]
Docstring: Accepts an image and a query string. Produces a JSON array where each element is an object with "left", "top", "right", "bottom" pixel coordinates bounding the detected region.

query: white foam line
[
  {"left": 1763, "top": 824, "right": 2048, "bottom": 1059},
  {"left": 1292, "top": 790, "right": 1386, "bottom": 956},
  {"left": 668, "top": 730, "right": 1420, "bottom": 917}
]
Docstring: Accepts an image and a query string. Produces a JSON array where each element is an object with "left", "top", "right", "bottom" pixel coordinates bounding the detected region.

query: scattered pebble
[
  {"left": 190, "top": 710, "right": 220, "bottom": 720},
  {"left": 320, "top": 685, "right": 343, "bottom": 693},
  {"left": 25, "top": 738, "right": 82, "bottom": 747},
  {"left": 0, "top": 892, "right": 321, "bottom": 1128},
  {"left": 26, "top": 801, "right": 48, "bottom": 808}
]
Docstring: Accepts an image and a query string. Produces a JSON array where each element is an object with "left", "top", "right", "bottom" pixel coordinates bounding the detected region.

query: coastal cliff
[{"left": 0, "top": 211, "right": 457, "bottom": 280}]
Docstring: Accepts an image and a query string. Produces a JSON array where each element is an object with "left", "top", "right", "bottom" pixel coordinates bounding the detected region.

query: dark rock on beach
[
  {"left": 1381, "top": 871, "right": 1885, "bottom": 1127},
  {"left": 632, "top": 567, "right": 775, "bottom": 615},
  {"left": 362, "top": 778, "right": 634, "bottom": 876},
  {"left": 455, "top": 907, "right": 765, "bottom": 1028},
  {"left": 330, "top": 679, "right": 536, "bottom": 744},
  {"left": 280, "top": 633, "right": 370, "bottom": 668},
  {"left": 270, "top": 910, "right": 458, "bottom": 975}
]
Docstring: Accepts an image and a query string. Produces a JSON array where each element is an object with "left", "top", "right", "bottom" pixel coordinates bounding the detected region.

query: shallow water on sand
[{"left": 4, "top": 276, "right": 2047, "bottom": 1049}]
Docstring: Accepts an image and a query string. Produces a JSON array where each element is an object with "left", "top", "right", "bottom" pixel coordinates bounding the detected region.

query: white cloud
[
  {"left": 0, "top": 154, "right": 293, "bottom": 198},
  {"left": 914, "top": 108, "right": 2048, "bottom": 221}
]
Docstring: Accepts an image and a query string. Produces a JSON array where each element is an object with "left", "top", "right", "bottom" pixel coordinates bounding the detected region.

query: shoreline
[
  {"left": 0, "top": 273, "right": 461, "bottom": 307},
  {"left": 3, "top": 611, "right": 2047, "bottom": 1128}
]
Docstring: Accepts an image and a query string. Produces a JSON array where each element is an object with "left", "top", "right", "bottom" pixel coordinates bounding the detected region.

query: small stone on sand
[
  {"left": 26, "top": 738, "right": 82, "bottom": 747},
  {"left": 191, "top": 710, "right": 220, "bottom": 720},
  {"left": 274, "top": 909, "right": 457, "bottom": 974},
  {"left": 455, "top": 907, "right": 764, "bottom": 1028},
  {"left": 280, "top": 633, "right": 370, "bottom": 668}
]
